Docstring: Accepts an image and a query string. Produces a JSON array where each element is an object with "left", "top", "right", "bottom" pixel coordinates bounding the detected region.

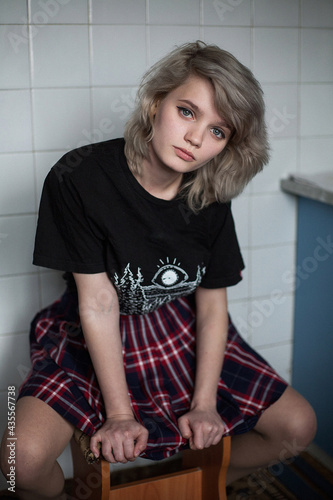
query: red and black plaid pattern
[{"left": 18, "top": 289, "right": 287, "bottom": 460}]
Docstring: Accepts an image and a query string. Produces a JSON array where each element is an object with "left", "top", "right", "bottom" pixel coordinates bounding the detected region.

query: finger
[
  {"left": 191, "top": 426, "right": 204, "bottom": 450},
  {"left": 202, "top": 432, "right": 216, "bottom": 449},
  {"left": 211, "top": 432, "right": 223, "bottom": 446},
  {"left": 189, "top": 435, "right": 195, "bottom": 449},
  {"left": 99, "top": 448, "right": 114, "bottom": 463},
  {"left": 123, "top": 438, "right": 135, "bottom": 461},
  {"left": 208, "top": 421, "right": 224, "bottom": 447},
  {"left": 110, "top": 439, "right": 127, "bottom": 463},
  {"left": 201, "top": 423, "right": 223, "bottom": 449},
  {"left": 101, "top": 444, "right": 117, "bottom": 463},
  {"left": 90, "top": 433, "right": 102, "bottom": 458},
  {"left": 178, "top": 418, "right": 193, "bottom": 440},
  {"left": 133, "top": 429, "right": 149, "bottom": 458}
]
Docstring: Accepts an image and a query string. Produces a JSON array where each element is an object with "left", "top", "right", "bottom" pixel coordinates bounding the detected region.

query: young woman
[{"left": 1, "top": 41, "right": 316, "bottom": 500}]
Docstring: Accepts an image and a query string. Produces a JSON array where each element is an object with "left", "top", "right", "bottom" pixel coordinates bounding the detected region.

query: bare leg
[
  {"left": 1, "top": 396, "right": 74, "bottom": 499},
  {"left": 226, "top": 386, "right": 317, "bottom": 485}
]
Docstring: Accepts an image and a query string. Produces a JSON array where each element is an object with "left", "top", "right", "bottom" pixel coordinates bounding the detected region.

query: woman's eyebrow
[
  {"left": 178, "top": 99, "right": 201, "bottom": 113},
  {"left": 178, "top": 99, "right": 231, "bottom": 129}
]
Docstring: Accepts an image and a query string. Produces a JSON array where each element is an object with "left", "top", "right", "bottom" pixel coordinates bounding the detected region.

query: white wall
[{"left": 1, "top": 0, "right": 333, "bottom": 487}]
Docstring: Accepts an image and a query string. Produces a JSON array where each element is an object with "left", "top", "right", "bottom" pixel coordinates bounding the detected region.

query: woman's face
[{"left": 147, "top": 75, "right": 232, "bottom": 176}]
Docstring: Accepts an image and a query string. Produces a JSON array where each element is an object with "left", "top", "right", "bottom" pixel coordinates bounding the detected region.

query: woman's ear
[{"left": 149, "top": 99, "right": 160, "bottom": 121}]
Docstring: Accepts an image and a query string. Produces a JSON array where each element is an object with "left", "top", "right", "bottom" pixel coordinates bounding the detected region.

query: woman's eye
[
  {"left": 211, "top": 127, "right": 225, "bottom": 139},
  {"left": 177, "top": 106, "right": 193, "bottom": 118}
]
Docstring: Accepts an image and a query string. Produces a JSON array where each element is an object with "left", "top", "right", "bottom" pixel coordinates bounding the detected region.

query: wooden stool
[{"left": 70, "top": 430, "right": 231, "bottom": 500}]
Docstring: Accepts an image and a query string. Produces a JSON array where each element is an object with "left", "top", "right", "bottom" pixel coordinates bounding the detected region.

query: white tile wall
[
  {"left": 148, "top": 0, "right": 200, "bottom": 25},
  {"left": 0, "top": 274, "right": 40, "bottom": 335},
  {"left": 203, "top": 0, "right": 251, "bottom": 26},
  {"left": 301, "top": 29, "right": 333, "bottom": 82},
  {"left": 300, "top": 137, "right": 333, "bottom": 175},
  {"left": 254, "top": 29, "right": 299, "bottom": 83},
  {"left": 0, "top": 215, "right": 36, "bottom": 276},
  {"left": 0, "top": 90, "right": 33, "bottom": 152},
  {"left": 300, "top": 84, "right": 333, "bottom": 136},
  {"left": 253, "top": 0, "right": 299, "bottom": 27},
  {"left": 91, "top": 25, "right": 147, "bottom": 86},
  {"left": 250, "top": 244, "right": 296, "bottom": 298},
  {"left": 264, "top": 84, "right": 299, "bottom": 138},
  {"left": 250, "top": 193, "right": 296, "bottom": 247},
  {"left": 30, "top": 0, "right": 89, "bottom": 24},
  {"left": 250, "top": 293, "right": 294, "bottom": 348},
  {"left": 1, "top": 0, "right": 333, "bottom": 489},
  {"left": 301, "top": 0, "right": 333, "bottom": 28},
  {"left": 31, "top": 25, "right": 90, "bottom": 88},
  {"left": 91, "top": 0, "right": 146, "bottom": 25},
  {"left": 0, "top": 154, "right": 35, "bottom": 215},
  {"left": 0, "top": 25, "right": 31, "bottom": 89},
  {"left": 32, "top": 88, "right": 91, "bottom": 150},
  {"left": 0, "top": 333, "right": 32, "bottom": 387},
  {"left": 0, "top": 0, "right": 27, "bottom": 23}
]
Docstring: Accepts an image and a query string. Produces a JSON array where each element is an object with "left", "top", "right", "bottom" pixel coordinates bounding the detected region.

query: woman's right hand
[{"left": 90, "top": 414, "right": 149, "bottom": 463}]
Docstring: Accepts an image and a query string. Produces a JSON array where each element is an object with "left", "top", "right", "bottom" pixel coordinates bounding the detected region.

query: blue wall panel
[{"left": 292, "top": 197, "right": 333, "bottom": 456}]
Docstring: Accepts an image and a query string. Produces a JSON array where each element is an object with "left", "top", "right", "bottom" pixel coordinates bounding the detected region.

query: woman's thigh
[{"left": 1, "top": 396, "right": 74, "bottom": 476}]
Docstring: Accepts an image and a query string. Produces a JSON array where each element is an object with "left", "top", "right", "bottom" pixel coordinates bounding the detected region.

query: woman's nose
[{"left": 184, "top": 125, "right": 203, "bottom": 147}]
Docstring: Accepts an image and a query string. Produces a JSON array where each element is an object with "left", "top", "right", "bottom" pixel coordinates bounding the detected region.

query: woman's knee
[
  {"left": 1, "top": 397, "right": 73, "bottom": 490},
  {"left": 1, "top": 427, "right": 54, "bottom": 489},
  {"left": 257, "top": 386, "right": 317, "bottom": 458},
  {"left": 284, "top": 397, "right": 317, "bottom": 451},
  {"left": 274, "top": 388, "right": 317, "bottom": 456}
]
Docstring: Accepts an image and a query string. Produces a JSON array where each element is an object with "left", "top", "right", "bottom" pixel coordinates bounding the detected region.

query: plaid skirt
[{"left": 18, "top": 287, "right": 287, "bottom": 460}]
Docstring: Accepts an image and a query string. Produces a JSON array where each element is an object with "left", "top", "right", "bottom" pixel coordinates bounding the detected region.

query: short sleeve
[
  {"left": 33, "top": 161, "right": 106, "bottom": 274},
  {"left": 199, "top": 204, "right": 244, "bottom": 288}
]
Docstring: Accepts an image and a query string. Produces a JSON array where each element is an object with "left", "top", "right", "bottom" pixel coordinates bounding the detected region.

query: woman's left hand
[{"left": 178, "top": 407, "right": 225, "bottom": 450}]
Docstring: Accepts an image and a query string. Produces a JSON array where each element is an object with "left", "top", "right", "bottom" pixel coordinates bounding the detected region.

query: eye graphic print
[{"left": 152, "top": 264, "right": 189, "bottom": 289}]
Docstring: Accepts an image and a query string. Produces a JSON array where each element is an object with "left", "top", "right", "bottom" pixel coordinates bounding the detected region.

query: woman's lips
[{"left": 173, "top": 146, "right": 196, "bottom": 161}]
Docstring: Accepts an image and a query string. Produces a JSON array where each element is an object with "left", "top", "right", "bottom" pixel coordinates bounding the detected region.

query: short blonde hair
[{"left": 124, "top": 41, "right": 269, "bottom": 210}]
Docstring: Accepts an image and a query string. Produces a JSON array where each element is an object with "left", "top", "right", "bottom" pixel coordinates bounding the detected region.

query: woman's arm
[
  {"left": 178, "top": 286, "right": 228, "bottom": 450},
  {"left": 73, "top": 272, "right": 148, "bottom": 462}
]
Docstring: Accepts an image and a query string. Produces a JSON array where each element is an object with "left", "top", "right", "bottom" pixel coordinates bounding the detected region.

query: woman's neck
[{"left": 135, "top": 158, "right": 183, "bottom": 201}]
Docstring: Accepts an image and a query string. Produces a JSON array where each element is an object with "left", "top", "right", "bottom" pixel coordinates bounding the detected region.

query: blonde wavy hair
[{"left": 124, "top": 41, "right": 269, "bottom": 211}]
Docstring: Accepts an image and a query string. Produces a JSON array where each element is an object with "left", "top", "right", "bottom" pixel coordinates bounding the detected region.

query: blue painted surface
[{"left": 292, "top": 197, "right": 333, "bottom": 456}]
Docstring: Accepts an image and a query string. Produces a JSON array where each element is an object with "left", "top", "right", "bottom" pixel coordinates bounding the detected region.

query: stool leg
[
  {"left": 181, "top": 436, "right": 231, "bottom": 500},
  {"left": 70, "top": 436, "right": 110, "bottom": 500},
  {"left": 218, "top": 435, "right": 231, "bottom": 500}
]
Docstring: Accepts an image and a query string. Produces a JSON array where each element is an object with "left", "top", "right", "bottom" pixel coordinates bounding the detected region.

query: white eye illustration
[{"left": 152, "top": 265, "right": 189, "bottom": 288}]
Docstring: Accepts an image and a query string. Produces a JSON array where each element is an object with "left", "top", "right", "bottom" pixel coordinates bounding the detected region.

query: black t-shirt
[{"left": 33, "top": 138, "right": 244, "bottom": 314}]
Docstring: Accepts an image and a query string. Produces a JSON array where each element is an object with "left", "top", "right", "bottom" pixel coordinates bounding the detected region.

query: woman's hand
[
  {"left": 90, "top": 414, "right": 149, "bottom": 463},
  {"left": 178, "top": 406, "right": 224, "bottom": 450}
]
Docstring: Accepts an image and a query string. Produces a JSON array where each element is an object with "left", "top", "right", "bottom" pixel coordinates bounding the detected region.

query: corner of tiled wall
[{"left": 1, "top": 0, "right": 332, "bottom": 487}]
